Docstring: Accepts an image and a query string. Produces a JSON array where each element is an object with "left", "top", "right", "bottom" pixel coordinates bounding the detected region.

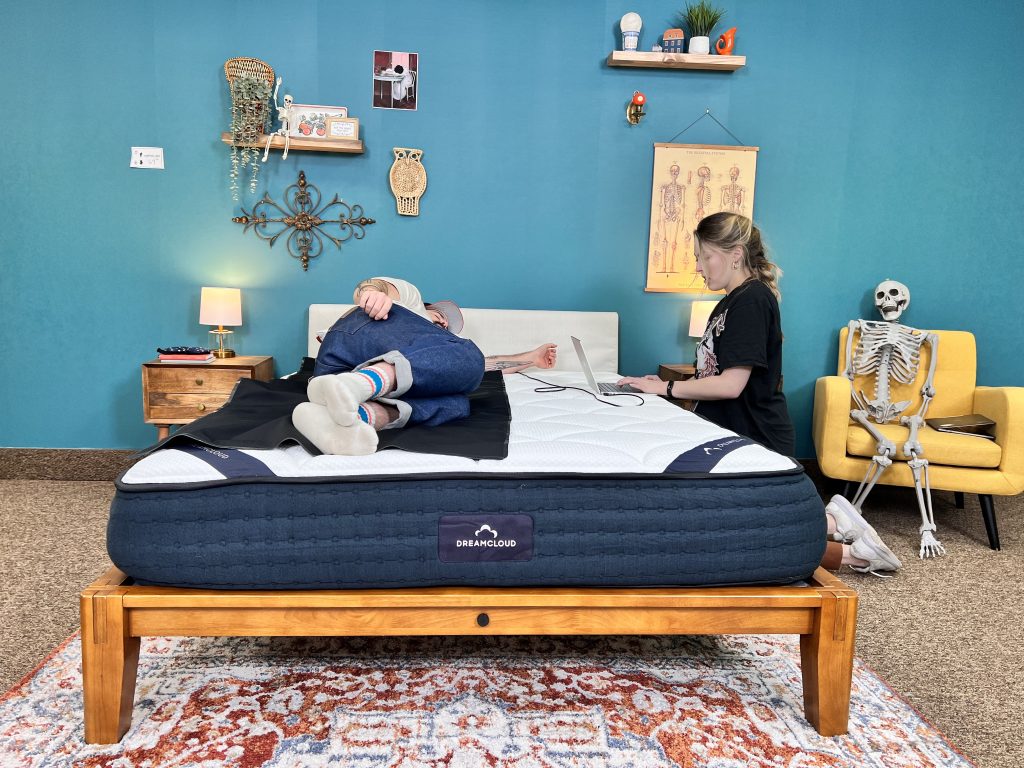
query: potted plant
[
  {"left": 228, "top": 75, "right": 272, "bottom": 200},
  {"left": 224, "top": 57, "right": 275, "bottom": 200},
  {"left": 679, "top": 0, "right": 725, "bottom": 55}
]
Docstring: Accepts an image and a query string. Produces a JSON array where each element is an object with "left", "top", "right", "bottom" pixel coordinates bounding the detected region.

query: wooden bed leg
[
  {"left": 800, "top": 585, "right": 857, "bottom": 736},
  {"left": 80, "top": 590, "right": 140, "bottom": 744}
]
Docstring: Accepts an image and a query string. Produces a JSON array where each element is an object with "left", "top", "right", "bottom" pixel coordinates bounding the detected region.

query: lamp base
[{"left": 208, "top": 328, "right": 237, "bottom": 359}]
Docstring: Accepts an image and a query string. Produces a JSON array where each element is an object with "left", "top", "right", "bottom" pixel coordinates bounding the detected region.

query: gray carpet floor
[{"left": 1, "top": 478, "right": 1020, "bottom": 767}]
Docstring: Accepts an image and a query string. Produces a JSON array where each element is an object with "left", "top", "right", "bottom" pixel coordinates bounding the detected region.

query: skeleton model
[
  {"left": 653, "top": 163, "right": 684, "bottom": 273},
  {"left": 842, "top": 280, "right": 943, "bottom": 558},
  {"left": 719, "top": 165, "right": 747, "bottom": 213},
  {"left": 263, "top": 78, "right": 294, "bottom": 162},
  {"left": 693, "top": 166, "right": 712, "bottom": 222}
]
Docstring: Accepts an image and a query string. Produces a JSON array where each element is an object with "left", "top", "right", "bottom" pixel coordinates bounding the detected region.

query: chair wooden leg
[
  {"left": 800, "top": 587, "right": 857, "bottom": 736},
  {"left": 954, "top": 491, "right": 965, "bottom": 509},
  {"left": 978, "top": 494, "right": 1001, "bottom": 551},
  {"left": 842, "top": 481, "right": 853, "bottom": 500},
  {"left": 80, "top": 591, "right": 140, "bottom": 744}
]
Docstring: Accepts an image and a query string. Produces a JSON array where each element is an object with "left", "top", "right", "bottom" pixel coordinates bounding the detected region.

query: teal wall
[{"left": 2, "top": 0, "right": 1022, "bottom": 455}]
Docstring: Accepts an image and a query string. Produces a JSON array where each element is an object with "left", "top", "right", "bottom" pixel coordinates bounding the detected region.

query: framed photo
[
  {"left": 325, "top": 117, "right": 360, "bottom": 141},
  {"left": 372, "top": 50, "right": 419, "bottom": 111},
  {"left": 289, "top": 104, "right": 349, "bottom": 139},
  {"left": 645, "top": 143, "right": 759, "bottom": 294}
]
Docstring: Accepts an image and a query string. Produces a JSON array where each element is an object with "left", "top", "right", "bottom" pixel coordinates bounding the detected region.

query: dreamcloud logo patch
[{"left": 438, "top": 515, "right": 534, "bottom": 562}]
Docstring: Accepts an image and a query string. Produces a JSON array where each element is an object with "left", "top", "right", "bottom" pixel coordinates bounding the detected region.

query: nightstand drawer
[
  {"left": 145, "top": 366, "right": 252, "bottom": 393},
  {"left": 147, "top": 392, "right": 232, "bottom": 420}
]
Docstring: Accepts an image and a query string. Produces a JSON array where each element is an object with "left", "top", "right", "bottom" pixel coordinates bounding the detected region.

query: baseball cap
[{"left": 425, "top": 300, "right": 464, "bottom": 334}]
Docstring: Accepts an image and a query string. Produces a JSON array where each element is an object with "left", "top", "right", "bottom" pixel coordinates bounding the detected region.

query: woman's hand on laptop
[{"left": 616, "top": 375, "right": 666, "bottom": 394}]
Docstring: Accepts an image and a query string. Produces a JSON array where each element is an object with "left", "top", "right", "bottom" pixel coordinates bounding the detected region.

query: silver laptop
[{"left": 571, "top": 336, "right": 641, "bottom": 394}]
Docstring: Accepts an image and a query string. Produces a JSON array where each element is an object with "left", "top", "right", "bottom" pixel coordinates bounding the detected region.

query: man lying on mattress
[{"left": 292, "top": 277, "right": 557, "bottom": 455}]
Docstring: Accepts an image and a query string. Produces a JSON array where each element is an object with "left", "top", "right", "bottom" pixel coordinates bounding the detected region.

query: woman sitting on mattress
[
  {"left": 292, "top": 276, "right": 556, "bottom": 456},
  {"left": 617, "top": 212, "right": 902, "bottom": 577}
]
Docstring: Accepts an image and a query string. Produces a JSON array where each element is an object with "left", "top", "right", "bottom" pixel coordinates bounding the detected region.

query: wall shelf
[
  {"left": 220, "top": 132, "right": 364, "bottom": 155},
  {"left": 606, "top": 50, "right": 745, "bottom": 71}
]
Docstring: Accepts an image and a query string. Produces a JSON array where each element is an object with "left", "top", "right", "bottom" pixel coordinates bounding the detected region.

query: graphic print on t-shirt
[{"left": 695, "top": 309, "right": 727, "bottom": 378}]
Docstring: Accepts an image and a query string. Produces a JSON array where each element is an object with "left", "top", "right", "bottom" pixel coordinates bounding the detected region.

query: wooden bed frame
[
  {"left": 84, "top": 306, "right": 855, "bottom": 743},
  {"left": 81, "top": 566, "right": 857, "bottom": 743}
]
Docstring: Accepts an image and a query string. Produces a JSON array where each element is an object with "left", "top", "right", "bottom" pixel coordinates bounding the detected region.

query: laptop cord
[{"left": 515, "top": 372, "right": 646, "bottom": 407}]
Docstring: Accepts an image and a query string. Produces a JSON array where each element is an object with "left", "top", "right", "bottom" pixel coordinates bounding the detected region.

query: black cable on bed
[{"left": 515, "top": 372, "right": 646, "bottom": 406}]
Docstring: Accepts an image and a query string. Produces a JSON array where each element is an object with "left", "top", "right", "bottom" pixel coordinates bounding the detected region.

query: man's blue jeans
[{"left": 313, "top": 305, "right": 485, "bottom": 427}]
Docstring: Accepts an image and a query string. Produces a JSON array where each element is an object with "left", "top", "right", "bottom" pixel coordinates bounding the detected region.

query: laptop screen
[{"left": 570, "top": 336, "right": 601, "bottom": 392}]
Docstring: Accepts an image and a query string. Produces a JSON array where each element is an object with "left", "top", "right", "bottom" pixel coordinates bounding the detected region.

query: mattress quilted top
[{"left": 120, "top": 371, "right": 799, "bottom": 488}]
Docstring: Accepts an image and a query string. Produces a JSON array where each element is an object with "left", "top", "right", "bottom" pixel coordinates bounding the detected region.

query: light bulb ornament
[{"left": 626, "top": 90, "right": 647, "bottom": 125}]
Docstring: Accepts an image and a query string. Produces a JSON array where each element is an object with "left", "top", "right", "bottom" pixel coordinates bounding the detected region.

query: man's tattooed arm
[{"left": 484, "top": 355, "right": 535, "bottom": 374}]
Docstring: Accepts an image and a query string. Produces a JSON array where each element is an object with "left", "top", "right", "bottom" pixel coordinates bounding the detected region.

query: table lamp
[
  {"left": 199, "top": 287, "right": 242, "bottom": 358},
  {"left": 689, "top": 300, "right": 719, "bottom": 339}
]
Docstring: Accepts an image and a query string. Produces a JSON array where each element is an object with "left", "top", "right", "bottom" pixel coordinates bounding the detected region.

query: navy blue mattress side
[{"left": 107, "top": 473, "right": 827, "bottom": 589}]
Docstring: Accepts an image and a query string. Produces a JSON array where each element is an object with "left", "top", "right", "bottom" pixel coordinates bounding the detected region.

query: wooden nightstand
[
  {"left": 142, "top": 356, "right": 274, "bottom": 440},
  {"left": 658, "top": 363, "right": 696, "bottom": 410}
]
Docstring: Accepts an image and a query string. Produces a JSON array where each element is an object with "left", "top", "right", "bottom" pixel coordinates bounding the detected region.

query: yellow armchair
[{"left": 813, "top": 328, "right": 1024, "bottom": 550}]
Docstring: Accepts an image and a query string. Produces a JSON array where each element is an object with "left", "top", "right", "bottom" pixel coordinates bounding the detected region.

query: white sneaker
[
  {"left": 849, "top": 535, "right": 903, "bottom": 576},
  {"left": 826, "top": 495, "right": 902, "bottom": 575}
]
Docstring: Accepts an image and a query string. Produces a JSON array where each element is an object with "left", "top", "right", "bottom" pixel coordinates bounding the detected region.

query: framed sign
[
  {"left": 326, "top": 117, "right": 360, "bottom": 141},
  {"left": 645, "top": 143, "right": 759, "bottom": 294},
  {"left": 289, "top": 104, "right": 349, "bottom": 138}
]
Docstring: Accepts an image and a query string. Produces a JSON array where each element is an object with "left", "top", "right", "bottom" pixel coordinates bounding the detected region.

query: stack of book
[{"left": 157, "top": 347, "right": 215, "bottom": 363}]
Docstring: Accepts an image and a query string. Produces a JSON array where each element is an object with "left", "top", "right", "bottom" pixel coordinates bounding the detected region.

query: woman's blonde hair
[{"left": 694, "top": 212, "right": 782, "bottom": 300}]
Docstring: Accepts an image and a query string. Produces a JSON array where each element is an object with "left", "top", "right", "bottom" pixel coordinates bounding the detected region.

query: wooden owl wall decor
[{"left": 389, "top": 147, "right": 427, "bottom": 216}]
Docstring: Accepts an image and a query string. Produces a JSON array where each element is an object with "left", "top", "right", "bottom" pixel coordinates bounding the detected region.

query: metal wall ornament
[
  {"left": 389, "top": 147, "right": 427, "bottom": 216},
  {"left": 232, "top": 171, "right": 375, "bottom": 271}
]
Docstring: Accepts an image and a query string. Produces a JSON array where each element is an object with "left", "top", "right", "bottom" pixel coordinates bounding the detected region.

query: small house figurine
[{"left": 662, "top": 28, "right": 685, "bottom": 53}]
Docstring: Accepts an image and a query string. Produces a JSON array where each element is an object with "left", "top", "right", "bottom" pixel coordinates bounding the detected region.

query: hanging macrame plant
[{"left": 228, "top": 75, "right": 271, "bottom": 200}]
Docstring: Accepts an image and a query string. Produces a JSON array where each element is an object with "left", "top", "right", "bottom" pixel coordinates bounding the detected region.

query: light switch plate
[{"left": 131, "top": 147, "right": 165, "bottom": 169}]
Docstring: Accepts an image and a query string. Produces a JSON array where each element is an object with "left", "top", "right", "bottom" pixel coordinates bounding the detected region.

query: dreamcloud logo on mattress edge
[{"left": 438, "top": 515, "right": 533, "bottom": 563}]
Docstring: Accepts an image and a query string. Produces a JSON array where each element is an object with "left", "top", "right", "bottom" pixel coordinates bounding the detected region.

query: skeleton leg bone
[
  {"left": 908, "top": 454, "right": 944, "bottom": 558},
  {"left": 849, "top": 410, "right": 896, "bottom": 510}
]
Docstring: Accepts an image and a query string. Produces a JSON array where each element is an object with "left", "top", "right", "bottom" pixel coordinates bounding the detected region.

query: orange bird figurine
[{"left": 716, "top": 27, "right": 737, "bottom": 55}]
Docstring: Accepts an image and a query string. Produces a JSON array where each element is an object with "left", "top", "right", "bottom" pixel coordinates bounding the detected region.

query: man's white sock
[{"left": 292, "top": 402, "right": 379, "bottom": 455}]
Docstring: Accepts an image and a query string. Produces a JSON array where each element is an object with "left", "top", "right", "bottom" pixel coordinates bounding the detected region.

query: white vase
[{"left": 689, "top": 36, "right": 710, "bottom": 54}]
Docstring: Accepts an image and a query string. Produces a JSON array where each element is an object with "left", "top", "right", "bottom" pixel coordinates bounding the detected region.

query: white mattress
[{"left": 121, "top": 371, "right": 798, "bottom": 486}]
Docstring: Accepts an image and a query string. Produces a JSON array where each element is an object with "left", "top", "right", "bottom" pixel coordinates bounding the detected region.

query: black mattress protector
[{"left": 139, "top": 366, "right": 511, "bottom": 461}]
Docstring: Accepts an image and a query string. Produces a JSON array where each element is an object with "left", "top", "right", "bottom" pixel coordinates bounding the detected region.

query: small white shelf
[{"left": 607, "top": 50, "right": 745, "bottom": 71}]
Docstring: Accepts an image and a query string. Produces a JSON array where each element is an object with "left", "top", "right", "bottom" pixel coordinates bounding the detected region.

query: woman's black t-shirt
[{"left": 693, "top": 279, "right": 795, "bottom": 456}]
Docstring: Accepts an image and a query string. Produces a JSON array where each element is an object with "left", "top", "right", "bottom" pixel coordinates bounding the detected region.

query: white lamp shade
[
  {"left": 199, "top": 287, "right": 242, "bottom": 326},
  {"left": 689, "top": 300, "right": 719, "bottom": 338},
  {"left": 620, "top": 12, "right": 642, "bottom": 32}
]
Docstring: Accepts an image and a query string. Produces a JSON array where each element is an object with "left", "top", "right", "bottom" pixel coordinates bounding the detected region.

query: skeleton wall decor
[
  {"left": 389, "top": 147, "right": 427, "bottom": 216},
  {"left": 262, "top": 78, "right": 294, "bottom": 162},
  {"left": 842, "top": 279, "right": 943, "bottom": 558}
]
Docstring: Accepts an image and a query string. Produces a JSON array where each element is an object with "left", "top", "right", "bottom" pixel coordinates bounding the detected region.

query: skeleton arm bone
[
  {"left": 916, "top": 333, "right": 939, "bottom": 419},
  {"left": 842, "top": 320, "right": 860, "bottom": 380}
]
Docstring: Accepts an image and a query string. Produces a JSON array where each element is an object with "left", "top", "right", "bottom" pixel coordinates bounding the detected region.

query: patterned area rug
[{"left": 0, "top": 634, "right": 972, "bottom": 767}]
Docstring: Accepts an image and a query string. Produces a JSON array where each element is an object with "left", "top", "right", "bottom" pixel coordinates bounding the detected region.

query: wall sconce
[
  {"left": 689, "top": 300, "right": 719, "bottom": 339},
  {"left": 626, "top": 90, "right": 647, "bottom": 125},
  {"left": 200, "top": 286, "right": 242, "bottom": 358}
]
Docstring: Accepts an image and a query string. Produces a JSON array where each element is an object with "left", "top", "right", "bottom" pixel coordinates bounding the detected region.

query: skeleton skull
[{"left": 874, "top": 279, "right": 910, "bottom": 322}]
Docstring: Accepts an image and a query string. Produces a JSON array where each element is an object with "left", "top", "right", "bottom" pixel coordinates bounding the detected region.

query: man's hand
[
  {"left": 427, "top": 308, "right": 448, "bottom": 328},
  {"left": 359, "top": 289, "right": 393, "bottom": 320},
  {"left": 616, "top": 375, "right": 666, "bottom": 395},
  {"left": 532, "top": 343, "right": 557, "bottom": 369}
]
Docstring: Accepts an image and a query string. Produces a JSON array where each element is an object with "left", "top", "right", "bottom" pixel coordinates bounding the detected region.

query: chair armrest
[
  {"left": 813, "top": 376, "right": 852, "bottom": 470},
  {"left": 974, "top": 386, "right": 1024, "bottom": 490}
]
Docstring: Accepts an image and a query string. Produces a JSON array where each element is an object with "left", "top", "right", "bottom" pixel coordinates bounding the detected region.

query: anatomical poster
[{"left": 645, "top": 143, "right": 758, "bottom": 293}]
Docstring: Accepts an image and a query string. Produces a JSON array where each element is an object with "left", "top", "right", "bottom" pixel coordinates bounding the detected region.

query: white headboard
[{"left": 308, "top": 305, "right": 619, "bottom": 372}]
